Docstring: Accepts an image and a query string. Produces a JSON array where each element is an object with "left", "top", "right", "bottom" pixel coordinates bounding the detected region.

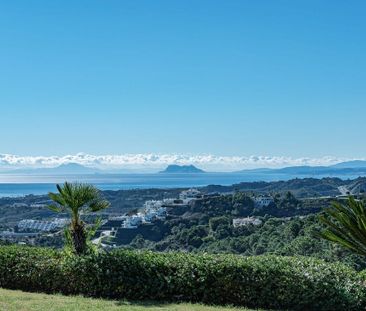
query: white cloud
[{"left": 0, "top": 153, "right": 355, "bottom": 172}]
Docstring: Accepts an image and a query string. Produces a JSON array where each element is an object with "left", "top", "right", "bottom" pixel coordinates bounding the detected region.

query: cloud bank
[{"left": 0, "top": 153, "right": 353, "bottom": 172}]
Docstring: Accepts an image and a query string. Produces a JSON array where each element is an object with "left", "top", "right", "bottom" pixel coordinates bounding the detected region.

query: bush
[{"left": 0, "top": 245, "right": 365, "bottom": 310}]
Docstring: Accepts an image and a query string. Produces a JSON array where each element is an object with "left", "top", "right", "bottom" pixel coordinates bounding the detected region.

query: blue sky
[{"left": 0, "top": 1, "right": 365, "bottom": 160}]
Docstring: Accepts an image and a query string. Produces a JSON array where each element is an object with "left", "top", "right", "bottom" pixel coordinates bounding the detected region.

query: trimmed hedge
[{"left": 0, "top": 246, "right": 365, "bottom": 310}]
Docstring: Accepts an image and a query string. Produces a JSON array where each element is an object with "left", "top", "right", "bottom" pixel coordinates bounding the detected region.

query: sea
[{"left": 0, "top": 172, "right": 363, "bottom": 197}]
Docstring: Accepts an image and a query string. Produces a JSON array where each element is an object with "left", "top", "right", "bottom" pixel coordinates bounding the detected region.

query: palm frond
[
  {"left": 89, "top": 199, "right": 110, "bottom": 212},
  {"left": 47, "top": 204, "right": 63, "bottom": 213},
  {"left": 320, "top": 196, "right": 366, "bottom": 256},
  {"left": 86, "top": 217, "right": 102, "bottom": 240},
  {"left": 48, "top": 192, "right": 66, "bottom": 207}
]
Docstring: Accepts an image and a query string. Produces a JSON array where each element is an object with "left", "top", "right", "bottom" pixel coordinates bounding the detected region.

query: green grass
[{"left": 0, "top": 288, "right": 260, "bottom": 311}]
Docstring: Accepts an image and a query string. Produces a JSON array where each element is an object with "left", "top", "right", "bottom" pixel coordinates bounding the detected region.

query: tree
[
  {"left": 320, "top": 197, "right": 366, "bottom": 256},
  {"left": 48, "top": 182, "right": 110, "bottom": 255},
  {"left": 209, "top": 216, "right": 230, "bottom": 232}
]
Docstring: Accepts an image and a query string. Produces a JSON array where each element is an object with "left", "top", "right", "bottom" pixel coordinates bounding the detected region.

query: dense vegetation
[
  {"left": 19, "top": 190, "right": 365, "bottom": 270},
  {"left": 123, "top": 193, "right": 365, "bottom": 270},
  {"left": 202, "top": 177, "right": 366, "bottom": 198},
  {"left": 0, "top": 245, "right": 365, "bottom": 311}
]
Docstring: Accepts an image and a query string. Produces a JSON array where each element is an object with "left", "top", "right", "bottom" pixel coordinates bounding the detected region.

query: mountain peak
[
  {"left": 159, "top": 165, "right": 205, "bottom": 174},
  {"left": 56, "top": 162, "right": 89, "bottom": 169}
]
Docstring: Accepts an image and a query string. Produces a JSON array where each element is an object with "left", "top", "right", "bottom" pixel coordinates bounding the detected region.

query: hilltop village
[
  {"left": 0, "top": 187, "right": 273, "bottom": 247},
  {"left": 108, "top": 189, "right": 271, "bottom": 229},
  {"left": 93, "top": 189, "right": 273, "bottom": 247}
]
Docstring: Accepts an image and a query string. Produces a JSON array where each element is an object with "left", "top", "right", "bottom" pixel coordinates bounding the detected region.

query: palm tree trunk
[{"left": 71, "top": 221, "right": 87, "bottom": 255}]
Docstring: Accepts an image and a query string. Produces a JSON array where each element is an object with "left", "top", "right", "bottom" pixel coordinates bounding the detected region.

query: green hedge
[{"left": 0, "top": 246, "right": 365, "bottom": 310}]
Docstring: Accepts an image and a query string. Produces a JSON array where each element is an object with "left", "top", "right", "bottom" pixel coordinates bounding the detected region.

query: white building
[
  {"left": 233, "top": 217, "right": 263, "bottom": 228},
  {"left": 30, "top": 203, "right": 47, "bottom": 208},
  {"left": 143, "top": 200, "right": 167, "bottom": 222},
  {"left": 179, "top": 188, "right": 202, "bottom": 203},
  {"left": 253, "top": 196, "right": 273, "bottom": 208},
  {"left": 122, "top": 215, "right": 143, "bottom": 229},
  {"left": 143, "top": 210, "right": 156, "bottom": 223},
  {"left": 52, "top": 218, "right": 70, "bottom": 227},
  {"left": 119, "top": 198, "right": 169, "bottom": 229},
  {"left": 144, "top": 200, "right": 163, "bottom": 210},
  {"left": 109, "top": 215, "right": 128, "bottom": 221},
  {"left": 17, "top": 218, "right": 69, "bottom": 232},
  {"left": 162, "top": 198, "right": 176, "bottom": 205}
]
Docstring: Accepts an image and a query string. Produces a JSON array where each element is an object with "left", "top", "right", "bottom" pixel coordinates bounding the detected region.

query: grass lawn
[{"left": 0, "top": 288, "right": 261, "bottom": 311}]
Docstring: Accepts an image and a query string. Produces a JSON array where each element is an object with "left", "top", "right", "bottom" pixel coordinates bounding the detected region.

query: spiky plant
[
  {"left": 320, "top": 196, "right": 366, "bottom": 256},
  {"left": 48, "top": 182, "right": 110, "bottom": 255}
]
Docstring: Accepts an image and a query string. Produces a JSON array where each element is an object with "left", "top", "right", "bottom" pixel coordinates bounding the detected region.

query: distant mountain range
[
  {"left": 235, "top": 160, "right": 366, "bottom": 176},
  {"left": 1, "top": 163, "right": 207, "bottom": 175},
  {"left": 2, "top": 160, "right": 366, "bottom": 177},
  {"left": 1, "top": 163, "right": 100, "bottom": 175},
  {"left": 330, "top": 160, "right": 366, "bottom": 169}
]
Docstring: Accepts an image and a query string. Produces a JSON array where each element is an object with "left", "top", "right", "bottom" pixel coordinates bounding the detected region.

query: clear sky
[{"left": 1, "top": 1, "right": 365, "bottom": 159}]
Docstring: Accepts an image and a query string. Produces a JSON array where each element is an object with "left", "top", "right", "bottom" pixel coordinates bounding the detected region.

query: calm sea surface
[
  {"left": 0, "top": 173, "right": 362, "bottom": 197},
  {"left": 0, "top": 173, "right": 286, "bottom": 197}
]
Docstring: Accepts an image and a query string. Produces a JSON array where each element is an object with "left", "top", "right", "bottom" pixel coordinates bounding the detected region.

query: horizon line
[{"left": 0, "top": 152, "right": 363, "bottom": 172}]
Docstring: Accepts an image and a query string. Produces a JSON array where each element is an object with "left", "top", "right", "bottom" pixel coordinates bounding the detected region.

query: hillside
[
  {"left": 3, "top": 176, "right": 366, "bottom": 269},
  {"left": 106, "top": 192, "right": 365, "bottom": 270},
  {"left": 203, "top": 177, "right": 366, "bottom": 198},
  {"left": 2, "top": 177, "right": 366, "bottom": 230}
]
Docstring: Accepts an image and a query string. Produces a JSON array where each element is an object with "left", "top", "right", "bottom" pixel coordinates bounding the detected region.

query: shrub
[
  {"left": 0, "top": 245, "right": 365, "bottom": 310},
  {"left": 0, "top": 246, "right": 62, "bottom": 292}
]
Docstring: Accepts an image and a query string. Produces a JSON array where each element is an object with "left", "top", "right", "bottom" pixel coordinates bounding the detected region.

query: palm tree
[
  {"left": 320, "top": 196, "right": 366, "bottom": 256},
  {"left": 48, "top": 182, "right": 110, "bottom": 255}
]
